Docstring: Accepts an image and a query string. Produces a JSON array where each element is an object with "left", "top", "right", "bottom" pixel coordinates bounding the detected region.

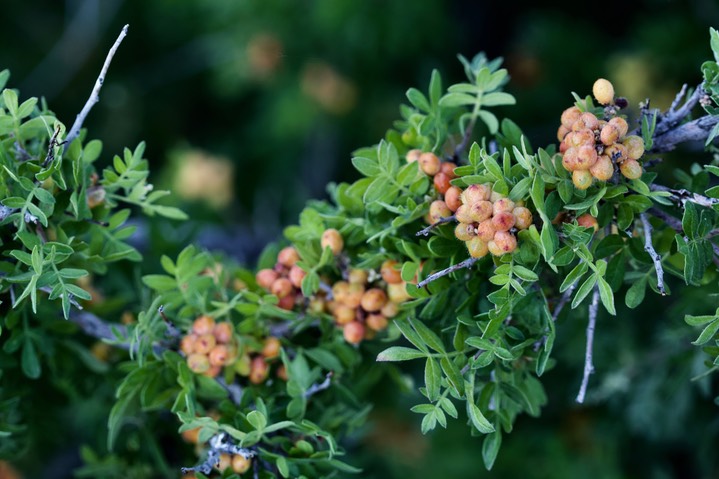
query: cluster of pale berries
[{"left": 558, "top": 78, "right": 645, "bottom": 189}]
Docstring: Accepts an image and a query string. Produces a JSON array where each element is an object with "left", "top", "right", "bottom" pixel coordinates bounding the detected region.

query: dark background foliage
[{"left": 2, "top": 1, "right": 719, "bottom": 477}]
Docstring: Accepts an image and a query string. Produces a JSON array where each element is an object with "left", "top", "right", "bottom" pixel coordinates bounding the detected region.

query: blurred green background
[{"left": 3, "top": 0, "right": 719, "bottom": 477}]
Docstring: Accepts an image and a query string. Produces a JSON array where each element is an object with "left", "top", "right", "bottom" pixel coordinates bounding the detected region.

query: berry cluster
[
  {"left": 255, "top": 246, "right": 306, "bottom": 310},
  {"left": 325, "top": 260, "right": 411, "bottom": 345},
  {"left": 215, "top": 453, "right": 252, "bottom": 475},
  {"left": 181, "top": 316, "right": 237, "bottom": 378},
  {"left": 452, "top": 183, "right": 533, "bottom": 257},
  {"left": 406, "top": 149, "right": 461, "bottom": 225},
  {"left": 558, "top": 78, "right": 645, "bottom": 190}
]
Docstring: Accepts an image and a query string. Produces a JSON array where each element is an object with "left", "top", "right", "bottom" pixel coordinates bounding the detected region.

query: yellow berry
[
  {"left": 277, "top": 246, "right": 300, "bottom": 267},
  {"left": 381, "top": 260, "right": 403, "bottom": 285},
  {"left": 561, "top": 106, "right": 582, "bottom": 129},
  {"left": 572, "top": 169, "right": 593, "bottom": 190},
  {"left": 590, "top": 155, "right": 614, "bottom": 181},
  {"left": 321, "top": 228, "right": 344, "bottom": 255},
  {"left": 231, "top": 454, "right": 253, "bottom": 474},
  {"left": 620, "top": 159, "right": 643, "bottom": 180},
  {"left": 418, "top": 152, "right": 441, "bottom": 176},
  {"left": 512, "top": 207, "right": 533, "bottom": 230},
  {"left": 466, "top": 237, "right": 489, "bottom": 258},
  {"left": 622, "top": 135, "right": 645, "bottom": 160},
  {"left": 592, "top": 78, "right": 615, "bottom": 105}
]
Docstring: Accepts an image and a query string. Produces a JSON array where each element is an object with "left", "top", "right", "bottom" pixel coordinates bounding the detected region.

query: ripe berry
[
  {"left": 343, "top": 321, "right": 365, "bottom": 344},
  {"left": 333, "top": 304, "right": 356, "bottom": 325},
  {"left": 444, "top": 186, "right": 462, "bottom": 212},
  {"left": 622, "top": 135, "right": 645, "bottom": 160},
  {"left": 592, "top": 78, "right": 615, "bottom": 105},
  {"left": 476, "top": 219, "right": 496, "bottom": 242},
  {"left": 344, "top": 282, "right": 365, "bottom": 308},
  {"left": 590, "top": 155, "right": 614, "bottom": 181},
  {"left": 576, "top": 145, "right": 599, "bottom": 169},
  {"left": 557, "top": 125, "right": 571, "bottom": 142},
  {"left": 187, "top": 353, "right": 210, "bottom": 374},
  {"left": 562, "top": 147, "right": 581, "bottom": 172},
  {"left": 577, "top": 213, "right": 599, "bottom": 232},
  {"left": 288, "top": 265, "right": 306, "bottom": 288},
  {"left": 572, "top": 169, "right": 593, "bottom": 190},
  {"left": 470, "top": 200, "right": 494, "bottom": 222},
  {"left": 492, "top": 231, "right": 518, "bottom": 254},
  {"left": 361, "top": 288, "right": 388, "bottom": 312},
  {"left": 262, "top": 337, "right": 281, "bottom": 359},
  {"left": 180, "top": 334, "right": 197, "bottom": 355},
  {"left": 271, "top": 277, "right": 293, "bottom": 298},
  {"left": 466, "top": 237, "right": 489, "bottom": 258},
  {"left": 203, "top": 364, "right": 221, "bottom": 378},
  {"left": 433, "top": 172, "right": 452, "bottom": 194},
  {"left": 321, "top": 228, "right": 344, "bottom": 255},
  {"left": 491, "top": 212, "right": 516, "bottom": 232},
  {"left": 620, "top": 159, "right": 643, "bottom": 179},
  {"left": 512, "top": 207, "right": 533, "bottom": 230},
  {"left": 568, "top": 129, "right": 595, "bottom": 148},
  {"left": 213, "top": 322, "right": 234, "bottom": 344},
  {"left": 380, "top": 301, "right": 399, "bottom": 318},
  {"left": 454, "top": 223, "right": 475, "bottom": 242},
  {"left": 387, "top": 282, "right": 412, "bottom": 303},
  {"left": 605, "top": 143, "right": 628, "bottom": 163},
  {"left": 406, "top": 149, "right": 422, "bottom": 163},
  {"left": 461, "top": 183, "right": 491, "bottom": 205},
  {"left": 608, "top": 117, "right": 628, "bottom": 138},
  {"left": 492, "top": 198, "right": 515, "bottom": 215},
  {"left": 561, "top": 106, "right": 582, "bottom": 129},
  {"left": 429, "top": 200, "right": 452, "bottom": 223},
  {"left": 572, "top": 112, "right": 599, "bottom": 131},
  {"left": 600, "top": 124, "right": 619, "bottom": 146},
  {"left": 454, "top": 204, "right": 474, "bottom": 224},
  {"left": 231, "top": 454, "right": 253, "bottom": 474},
  {"left": 195, "top": 334, "right": 217, "bottom": 355},
  {"left": 418, "top": 152, "right": 441, "bottom": 176},
  {"left": 366, "top": 313, "right": 389, "bottom": 331},
  {"left": 348, "top": 268, "right": 369, "bottom": 285},
  {"left": 255, "top": 269, "right": 279, "bottom": 290},
  {"left": 440, "top": 161, "right": 457, "bottom": 177},
  {"left": 181, "top": 427, "right": 201, "bottom": 444},
  {"left": 332, "top": 281, "right": 350, "bottom": 304},
  {"left": 249, "top": 356, "right": 269, "bottom": 384},
  {"left": 277, "top": 294, "right": 295, "bottom": 310},
  {"left": 216, "top": 454, "right": 232, "bottom": 472},
  {"left": 276, "top": 365, "right": 289, "bottom": 381},
  {"left": 193, "top": 315, "right": 216, "bottom": 336},
  {"left": 381, "top": 260, "right": 403, "bottom": 284},
  {"left": 277, "top": 246, "right": 300, "bottom": 267}
]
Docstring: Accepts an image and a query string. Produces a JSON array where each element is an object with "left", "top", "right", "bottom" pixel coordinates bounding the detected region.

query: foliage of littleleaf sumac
[{"left": 4, "top": 28, "right": 719, "bottom": 479}]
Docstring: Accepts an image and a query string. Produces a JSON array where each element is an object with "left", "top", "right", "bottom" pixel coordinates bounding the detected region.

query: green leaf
[
  {"left": 21, "top": 338, "right": 41, "bottom": 379},
  {"left": 481, "top": 91, "right": 516, "bottom": 106},
  {"left": 352, "top": 156, "right": 380, "bottom": 177},
  {"left": 692, "top": 318, "right": 719, "bottom": 345},
  {"left": 246, "top": 410, "right": 267, "bottom": 431},
  {"left": 409, "top": 317, "right": 445, "bottom": 353},
  {"left": 597, "top": 277, "right": 615, "bottom": 315},
  {"left": 376, "top": 346, "right": 426, "bottom": 362},
  {"left": 469, "top": 403, "right": 495, "bottom": 434},
  {"left": 625, "top": 277, "right": 647, "bottom": 309},
  {"left": 572, "top": 274, "right": 597, "bottom": 309},
  {"left": 424, "top": 357, "right": 441, "bottom": 401}
]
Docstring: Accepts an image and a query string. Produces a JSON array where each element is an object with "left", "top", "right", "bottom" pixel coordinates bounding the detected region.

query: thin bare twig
[
  {"left": 668, "top": 83, "right": 689, "bottom": 113},
  {"left": 639, "top": 213, "right": 666, "bottom": 296},
  {"left": 576, "top": 285, "right": 599, "bottom": 404},
  {"left": 304, "top": 372, "right": 333, "bottom": 398},
  {"left": 65, "top": 24, "right": 129, "bottom": 146},
  {"left": 416, "top": 257, "right": 479, "bottom": 289},
  {"left": 552, "top": 282, "right": 577, "bottom": 322},
  {"left": 416, "top": 215, "right": 456, "bottom": 236}
]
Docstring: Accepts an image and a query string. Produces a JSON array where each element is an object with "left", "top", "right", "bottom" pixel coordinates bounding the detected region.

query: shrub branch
[
  {"left": 416, "top": 257, "right": 479, "bottom": 289},
  {"left": 575, "top": 285, "right": 599, "bottom": 404},
  {"left": 639, "top": 213, "right": 666, "bottom": 295}
]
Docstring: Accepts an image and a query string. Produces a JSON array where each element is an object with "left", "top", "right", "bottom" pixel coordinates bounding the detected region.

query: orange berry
[
  {"left": 288, "top": 265, "right": 306, "bottom": 289},
  {"left": 203, "top": 365, "right": 222, "bottom": 378},
  {"left": 590, "top": 155, "right": 614, "bottom": 181},
  {"left": 195, "top": 334, "right": 217, "bottom": 355},
  {"left": 181, "top": 427, "right": 201, "bottom": 444},
  {"left": 321, "top": 228, "right": 344, "bottom": 255},
  {"left": 561, "top": 106, "right": 582, "bottom": 129},
  {"left": 262, "top": 337, "right": 282, "bottom": 359},
  {"left": 557, "top": 125, "right": 571, "bottom": 142},
  {"left": 277, "top": 246, "right": 300, "bottom": 267},
  {"left": 180, "top": 334, "right": 198, "bottom": 355},
  {"left": 213, "top": 322, "right": 234, "bottom": 344},
  {"left": 568, "top": 128, "right": 595, "bottom": 148},
  {"left": 605, "top": 143, "right": 628, "bottom": 163},
  {"left": 444, "top": 186, "right": 462, "bottom": 212},
  {"left": 512, "top": 207, "right": 533, "bottom": 230},
  {"left": 231, "top": 454, "right": 253, "bottom": 474},
  {"left": 428, "top": 200, "right": 452, "bottom": 223},
  {"left": 576, "top": 145, "right": 598, "bottom": 169},
  {"left": 193, "top": 315, "right": 216, "bottom": 336},
  {"left": 380, "top": 301, "right": 399, "bottom": 318},
  {"left": 387, "top": 282, "right": 412, "bottom": 303},
  {"left": 271, "top": 277, "right": 293, "bottom": 298},
  {"left": 381, "top": 260, "right": 403, "bottom": 284},
  {"left": 454, "top": 222, "right": 475, "bottom": 242},
  {"left": 608, "top": 117, "right": 628, "bottom": 138},
  {"left": 366, "top": 313, "right": 389, "bottom": 331},
  {"left": 592, "top": 78, "right": 614, "bottom": 105},
  {"left": 491, "top": 231, "right": 518, "bottom": 255},
  {"left": 418, "top": 152, "right": 441, "bottom": 176},
  {"left": 406, "top": 149, "right": 422, "bottom": 163},
  {"left": 461, "top": 183, "right": 491, "bottom": 206},
  {"left": 600, "top": 124, "right": 619, "bottom": 146},
  {"left": 620, "top": 159, "right": 643, "bottom": 180},
  {"left": 208, "top": 345, "right": 231, "bottom": 366},
  {"left": 332, "top": 281, "right": 350, "bottom": 304},
  {"left": 255, "top": 269, "right": 279, "bottom": 290},
  {"left": 622, "top": 135, "right": 645, "bottom": 160},
  {"left": 249, "top": 356, "right": 269, "bottom": 384},
  {"left": 440, "top": 161, "right": 457, "bottom": 178},
  {"left": 276, "top": 364, "right": 289, "bottom": 381},
  {"left": 562, "top": 147, "right": 581, "bottom": 172},
  {"left": 348, "top": 268, "right": 369, "bottom": 285},
  {"left": 466, "top": 237, "right": 489, "bottom": 258},
  {"left": 572, "top": 169, "right": 593, "bottom": 190},
  {"left": 334, "top": 304, "right": 356, "bottom": 325},
  {"left": 361, "top": 288, "right": 388, "bottom": 312},
  {"left": 454, "top": 204, "right": 474, "bottom": 224},
  {"left": 433, "top": 172, "right": 452, "bottom": 194},
  {"left": 491, "top": 211, "right": 516, "bottom": 232},
  {"left": 476, "top": 219, "right": 496, "bottom": 242},
  {"left": 343, "top": 321, "right": 365, "bottom": 344},
  {"left": 216, "top": 454, "right": 232, "bottom": 472},
  {"left": 492, "top": 198, "right": 515, "bottom": 215},
  {"left": 187, "top": 353, "right": 210, "bottom": 374},
  {"left": 577, "top": 213, "right": 599, "bottom": 232},
  {"left": 572, "top": 112, "right": 599, "bottom": 131},
  {"left": 277, "top": 294, "right": 295, "bottom": 310},
  {"left": 344, "top": 282, "right": 365, "bottom": 308},
  {"left": 470, "top": 200, "right": 494, "bottom": 223}
]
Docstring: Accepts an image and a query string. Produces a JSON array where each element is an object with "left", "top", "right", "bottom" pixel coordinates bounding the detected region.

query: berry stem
[
  {"left": 416, "top": 215, "right": 457, "bottom": 237},
  {"left": 639, "top": 213, "right": 667, "bottom": 296},
  {"left": 575, "top": 285, "right": 599, "bottom": 404}
]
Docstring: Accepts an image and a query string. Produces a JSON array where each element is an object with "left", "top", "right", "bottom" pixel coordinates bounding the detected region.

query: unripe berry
[
  {"left": 277, "top": 246, "right": 300, "bottom": 267},
  {"left": 361, "top": 288, "right": 388, "bottom": 312},
  {"left": 476, "top": 219, "right": 496, "bottom": 242},
  {"left": 343, "top": 321, "right": 365, "bottom": 344},
  {"left": 209, "top": 345, "right": 231, "bottom": 367},
  {"left": 193, "top": 315, "right": 216, "bottom": 336},
  {"left": 195, "top": 334, "right": 217, "bottom": 355},
  {"left": 576, "top": 145, "right": 599, "bottom": 169},
  {"left": 557, "top": 125, "right": 571, "bottom": 142},
  {"left": 491, "top": 211, "right": 516, "bottom": 232},
  {"left": 622, "top": 135, "right": 645, "bottom": 160},
  {"left": 288, "top": 265, "right": 306, "bottom": 288},
  {"left": 454, "top": 222, "right": 475, "bottom": 242},
  {"left": 470, "top": 200, "right": 494, "bottom": 222},
  {"left": 348, "top": 268, "right": 369, "bottom": 285},
  {"left": 512, "top": 206, "right": 533, "bottom": 230},
  {"left": 418, "top": 152, "right": 441, "bottom": 176},
  {"left": 608, "top": 117, "right": 628, "bottom": 138},
  {"left": 429, "top": 200, "right": 452, "bottom": 223},
  {"left": 334, "top": 304, "right": 356, "bottom": 325},
  {"left": 440, "top": 161, "right": 457, "bottom": 178},
  {"left": 577, "top": 213, "right": 599, "bottom": 232},
  {"left": 561, "top": 106, "right": 582, "bottom": 129},
  {"left": 605, "top": 143, "right": 628, "bottom": 163},
  {"left": 444, "top": 186, "right": 462, "bottom": 212},
  {"left": 600, "top": 124, "right": 619, "bottom": 146},
  {"left": 381, "top": 260, "right": 403, "bottom": 284},
  {"left": 592, "top": 78, "right": 615, "bottom": 105},
  {"left": 309, "top": 297, "right": 326, "bottom": 314},
  {"left": 572, "top": 112, "right": 599, "bottom": 131},
  {"left": 366, "top": 313, "right": 389, "bottom": 331},
  {"left": 455, "top": 204, "right": 474, "bottom": 224},
  {"left": 492, "top": 231, "right": 518, "bottom": 254},
  {"left": 406, "top": 149, "right": 422, "bottom": 163},
  {"left": 255, "top": 269, "right": 279, "bottom": 290},
  {"left": 231, "top": 454, "right": 252, "bottom": 474},
  {"left": 332, "top": 281, "right": 350, "bottom": 304},
  {"left": 433, "top": 172, "right": 452, "bottom": 194},
  {"left": 277, "top": 294, "right": 295, "bottom": 310},
  {"left": 321, "top": 228, "right": 344, "bottom": 255},
  {"left": 572, "top": 169, "right": 593, "bottom": 190},
  {"left": 187, "top": 353, "right": 210, "bottom": 374},
  {"left": 249, "top": 356, "right": 269, "bottom": 384},
  {"left": 380, "top": 301, "right": 399, "bottom": 318},
  {"left": 461, "top": 183, "right": 491, "bottom": 205},
  {"left": 387, "top": 282, "right": 412, "bottom": 303},
  {"left": 271, "top": 277, "right": 293, "bottom": 298},
  {"left": 216, "top": 454, "right": 232, "bottom": 472},
  {"left": 568, "top": 128, "right": 595, "bottom": 148},
  {"left": 590, "top": 155, "right": 614, "bottom": 181},
  {"left": 620, "top": 159, "right": 643, "bottom": 180},
  {"left": 262, "top": 337, "right": 281, "bottom": 359},
  {"left": 234, "top": 353, "right": 251, "bottom": 376},
  {"left": 180, "top": 334, "right": 198, "bottom": 355},
  {"left": 489, "top": 190, "right": 505, "bottom": 202},
  {"left": 213, "top": 322, "right": 234, "bottom": 344},
  {"left": 466, "top": 237, "right": 489, "bottom": 258},
  {"left": 344, "top": 282, "right": 365, "bottom": 308}
]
